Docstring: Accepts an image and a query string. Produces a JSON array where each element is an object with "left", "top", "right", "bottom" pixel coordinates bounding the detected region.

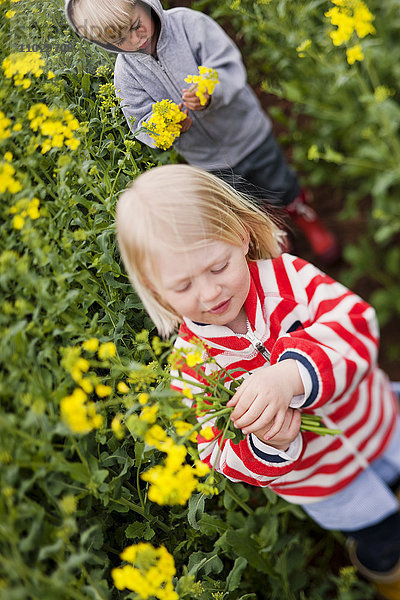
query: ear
[{"left": 242, "top": 228, "right": 250, "bottom": 255}]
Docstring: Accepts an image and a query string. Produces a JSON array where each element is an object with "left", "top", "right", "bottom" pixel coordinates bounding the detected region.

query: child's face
[
  {"left": 114, "top": 2, "right": 156, "bottom": 54},
  {"left": 153, "top": 238, "right": 251, "bottom": 328}
]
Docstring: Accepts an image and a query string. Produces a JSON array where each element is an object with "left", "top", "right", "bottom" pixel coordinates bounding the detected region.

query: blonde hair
[
  {"left": 70, "top": 0, "right": 137, "bottom": 44},
  {"left": 116, "top": 164, "right": 284, "bottom": 337}
]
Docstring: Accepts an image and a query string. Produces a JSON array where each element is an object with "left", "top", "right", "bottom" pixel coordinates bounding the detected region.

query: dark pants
[
  {"left": 210, "top": 132, "right": 300, "bottom": 208},
  {"left": 345, "top": 479, "right": 400, "bottom": 573}
]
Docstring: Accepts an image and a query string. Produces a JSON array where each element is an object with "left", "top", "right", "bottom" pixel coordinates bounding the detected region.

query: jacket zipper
[{"left": 243, "top": 327, "right": 271, "bottom": 363}]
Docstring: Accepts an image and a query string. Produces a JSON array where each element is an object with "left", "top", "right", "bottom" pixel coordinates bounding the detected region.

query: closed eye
[
  {"left": 175, "top": 281, "right": 191, "bottom": 293},
  {"left": 211, "top": 261, "right": 229, "bottom": 274},
  {"left": 116, "top": 19, "right": 141, "bottom": 44}
]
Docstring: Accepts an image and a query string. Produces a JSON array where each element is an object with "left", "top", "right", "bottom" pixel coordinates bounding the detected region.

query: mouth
[
  {"left": 138, "top": 38, "right": 150, "bottom": 50},
  {"left": 208, "top": 298, "right": 231, "bottom": 315}
]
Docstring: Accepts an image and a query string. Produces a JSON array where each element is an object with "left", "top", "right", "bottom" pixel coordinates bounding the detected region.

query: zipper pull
[{"left": 245, "top": 327, "right": 271, "bottom": 362}]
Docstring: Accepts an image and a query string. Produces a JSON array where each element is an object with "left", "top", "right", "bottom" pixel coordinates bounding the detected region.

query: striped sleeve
[
  {"left": 171, "top": 328, "right": 303, "bottom": 486},
  {"left": 270, "top": 255, "right": 379, "bottom": 410}
]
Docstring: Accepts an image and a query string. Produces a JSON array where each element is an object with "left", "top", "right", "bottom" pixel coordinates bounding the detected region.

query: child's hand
[
  {"left": 181, "top": 87, "right": 210, "bottom": 111},
  {"left": 226, "top": 360, "right": 304, "bottom": 439},
  {"left": 253, "top": 408, "right": 301, "bottom": 451},
  {"left": 177, "top": 103, "right": 192, "bottom": 133}
]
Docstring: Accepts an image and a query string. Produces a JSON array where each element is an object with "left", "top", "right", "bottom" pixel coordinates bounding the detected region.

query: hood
[{"left": 65, "top": 0, "right": 164, "bottom": 54}]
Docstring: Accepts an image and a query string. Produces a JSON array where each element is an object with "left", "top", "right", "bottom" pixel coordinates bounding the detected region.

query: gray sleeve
[
  {"left": 182, "top": 11, "right": 247, "bottom": 112},
  {"left": 114, "top": 60, "right": 156, "bottom": 148}
]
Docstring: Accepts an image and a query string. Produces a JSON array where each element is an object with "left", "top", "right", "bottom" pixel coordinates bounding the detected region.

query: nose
[{"left": 199, "top": 277, "right": 222, "bottom": 307}]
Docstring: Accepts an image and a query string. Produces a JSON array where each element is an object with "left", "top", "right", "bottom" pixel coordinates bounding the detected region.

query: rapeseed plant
[{"left": 184, "top": 65, "right": 219, "bottom": 106}]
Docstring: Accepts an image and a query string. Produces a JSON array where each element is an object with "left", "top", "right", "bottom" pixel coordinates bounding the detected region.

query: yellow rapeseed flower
[
  {"left": 2, "top": 52, "right": 45, "bottom": 87},
  {"left": 0, "top": 162, "right": 21, "bottom": 194},
  {"left": 28, "top": 103, "right": 80, "bottom": 154},
  {"left": 140, "top": 404, "right": 158, "bottom": 424},
  {"left": 117, "top": 381, "right": 130, "bottom": 394},
  {"left": 112, "top": 544, "right": 178, "bottom": 600},
  {"left": 346, "top": 44, "right": 364, "bottom": 64},
  {"left": 95, "top": 383, "right": 112, "bottom": 397},
  {"left": 143, "top": 99, "right": 186, "bottom": 150},
  {"left": 98, "top": 341, "right": 117, "bottom": 360},
  {"left": 111, "top": 414, "right": 124, "bottom": 439},
  {"left": 60, "top": 387, "right": 103, "bottom": 434},
  {"left": 184, "top": 65, "right": 219, "bottom": 106},
  {"left": 185, "top": 350, "right": 203, "bottom": 367},
  {"left": 0, "top": 111, "right": 11, "bottom": 141},
  {"left": 82, "top": 337, "right": 99, "bottom": 352}
]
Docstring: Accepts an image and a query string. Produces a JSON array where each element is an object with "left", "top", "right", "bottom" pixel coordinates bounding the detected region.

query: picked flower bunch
[
  {"left": 142, "top": 99, "right": 187, "bottom": 150},
  {"left": 170, "top": 344, "right": 342, "bottom": 447},
  {"left": 59, "top": 332, "right": 340, "bottom": 507},
  {"left": 184, "top": 65, "right": 220, "bottom": 106}
]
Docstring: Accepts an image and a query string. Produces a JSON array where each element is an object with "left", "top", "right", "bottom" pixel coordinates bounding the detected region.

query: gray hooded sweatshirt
[{"left": 65, "top": 0, "right": 272, "bottom": 170}]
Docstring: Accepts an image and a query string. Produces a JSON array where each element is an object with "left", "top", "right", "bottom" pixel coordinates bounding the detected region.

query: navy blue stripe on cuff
[
  {"left": 249, "top": 434, "right": 288, "bottom": 463},
  {"left": 278, "top": 350, "right": 319, "bottom": 408}
]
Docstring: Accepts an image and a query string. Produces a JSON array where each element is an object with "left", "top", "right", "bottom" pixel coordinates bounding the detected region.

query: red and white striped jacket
[{"left": 171, "top": 254, "right": 397, "bottom": 504}]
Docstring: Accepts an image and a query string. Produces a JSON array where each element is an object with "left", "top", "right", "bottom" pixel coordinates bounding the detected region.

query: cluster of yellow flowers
[
  {"left": 60, "top": 339, "right": 120, "bottom": 435},
  {"left": 325, "top": 0, "right": 375, "bottom": 64},
  {"left": 10, "top": 197, "right": 41, "bottom": 230},
  {"left": 0, "top": 111, "right": 12, "bottom": 141},
  {"left": 98, "top": 82, "right": 121, "bottom": 111},
  {"left": 28, "top": 103, "right": 80, "bottom": 153},
  {"left": 112, "top": 543, "right": 178, "bottom": 600},
  {"left": 60, "top": 387, "right": 103, "bottom": 434},
  {"left": 143, "top": 99, "right": 186, "bottom": 150},
  {"left": 141, "top": 424, "right": 213, "bottom": 505},
  {"left": 184, "top": 65, "right": 220, "bottom": 106},
  {"left": 0, "top": 161, "right": 21, "bottom": 194},
  {"left": 2, "top": 51, "right": 45, "bottom": 89}
]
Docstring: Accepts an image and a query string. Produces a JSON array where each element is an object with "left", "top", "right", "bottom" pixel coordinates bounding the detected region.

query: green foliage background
[{"left": 1, "top": 0, "right": 398, "bottom": 598}]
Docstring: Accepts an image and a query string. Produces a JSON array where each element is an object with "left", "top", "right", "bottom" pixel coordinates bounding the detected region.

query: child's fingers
[
  {"left": 232, "top": 396, "right": 276, "bottom": 430},
  {"left": 262, "top": 409, "right": 289, "bottom": 440}
]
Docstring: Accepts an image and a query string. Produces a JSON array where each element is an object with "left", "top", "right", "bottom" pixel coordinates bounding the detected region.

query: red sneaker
[{"left": 286, "top": 190, "right": 341, "bottom": 265}]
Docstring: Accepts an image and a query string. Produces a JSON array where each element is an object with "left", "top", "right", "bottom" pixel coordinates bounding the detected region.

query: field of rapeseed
[{"left": 0, "top": 0, "right": 399, "bottom": 599}]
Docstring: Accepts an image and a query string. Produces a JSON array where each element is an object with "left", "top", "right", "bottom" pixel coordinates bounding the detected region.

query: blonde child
[
  {"left": 66, "top": 0, "right": 340, "bottom": 265},
  {"left": 116, "top": 164, "right": 400, "bottom": 599}
]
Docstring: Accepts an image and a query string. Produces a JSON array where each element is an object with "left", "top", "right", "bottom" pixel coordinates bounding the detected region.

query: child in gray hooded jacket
[{"left": 65, "top": 0, "right": 339, "bottom": 264}]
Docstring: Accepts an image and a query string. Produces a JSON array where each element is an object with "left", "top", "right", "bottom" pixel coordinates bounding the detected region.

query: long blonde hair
[
  {"left": 116, "top": 164, "right": 283, "bottom": 337},
  {"left": 70, "top": 0, "right": 137, "bottom": 44}
]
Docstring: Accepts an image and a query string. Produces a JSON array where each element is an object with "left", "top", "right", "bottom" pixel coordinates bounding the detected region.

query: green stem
[{"left": 224, "top": 482, "right": 253, "bottom": 515}]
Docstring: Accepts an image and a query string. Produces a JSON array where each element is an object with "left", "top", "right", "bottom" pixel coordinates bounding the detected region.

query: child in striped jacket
[{"left": 116, "top": 163, "right": 400, "bottom": 599}]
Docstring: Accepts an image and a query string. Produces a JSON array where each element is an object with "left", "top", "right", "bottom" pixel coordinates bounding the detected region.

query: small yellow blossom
[
  {"left": 5, "top": 10, "right": 16, "bottom": 18},
  {"left": 374, "top": 86, "right": 393, "bottom": 103},
  {"left": 0, "top": 111, "right": 11, "bottom": 141},
  {"left": 185, "top": 351, "right": 203, "bottom": 368},
  {"left": 47, "top": 71, "right": 55, "bottom": 79},
  {"left": 112, "top": 414, "right": 124, "bottom": 439},
  {"left": 4, "top": 152, "right": 13, "bottom": 162},
  {"left": 138, "top": 392, "right": 149, "bottom": 405},
  {"left": 98, "top": 341, "right": 117, "bottom": 360},
  {"left": 82, "top": 337, "right": 99, "bottom": 352},
  {"left": 140, "top": 404, "right": 158, "bottom": 424},
  {"left": 296, "top": 39, "right": 312, "bottom": 57},
  {"left": 59, "top": 494, "right": 78, "bottom": 514},
  {"left": 181, "top": 384, "right": 193, "bottom": 400},
  {"left": 346, "top": 44, "right": 364, "bottom": 64},
  {"left": 0, "top": 162, "right": 21, "bottom": 194},
  {"left": 117, "top": 381, "right": 130, "bottom": 394},
  {"left": 95, "top": 383, "right": 112, "bottom": 398},
  {"left": 200, "top": 426, "right": 215, "bottom": 441}
]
